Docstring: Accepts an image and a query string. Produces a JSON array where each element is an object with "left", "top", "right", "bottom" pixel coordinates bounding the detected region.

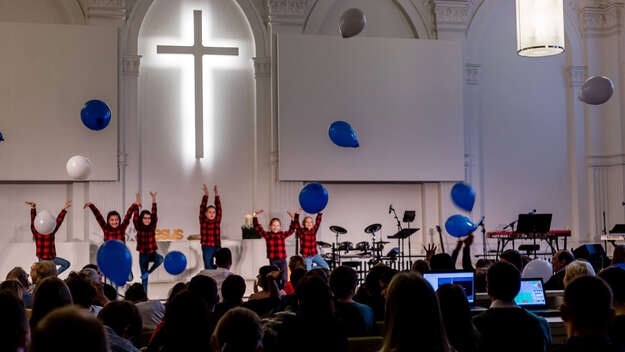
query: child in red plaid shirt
[
  {"left": 293, "top": 208, "right": 329, "bottom": 270},
  {"left": 253, "top": 209, "right": 298, "bottom": 288},
  {"left": 25, "top": 200, "right": 72, "bottom": 275},
  {"left": 199, "top": 184, "right": 222, "bottom": 269},
  {"left": 134, "top": 192, "right": 163, "bottom": 293},
  {"left": 84, "top": 201, "right": 138, "bottom": 243}
]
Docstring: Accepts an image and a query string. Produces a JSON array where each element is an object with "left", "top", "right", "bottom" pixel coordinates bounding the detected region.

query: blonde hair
[
  {"left": 564, "top": 260, "right": 596, "bottom": 287},
  {"left": 32, "top": 261, "right": 57, "bottom": 285}
]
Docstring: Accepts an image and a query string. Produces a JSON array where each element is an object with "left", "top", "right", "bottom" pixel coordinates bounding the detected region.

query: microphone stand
[
  {"left": 390, "top": 208, "right": 405, "bottom": 270},
  {"left": 479, "top": 219, "right": 487, "bottom": 257}
]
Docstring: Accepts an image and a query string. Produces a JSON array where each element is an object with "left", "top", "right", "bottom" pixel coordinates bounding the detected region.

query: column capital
[
  {"left": 565, "top": 65, "right": 588, "bottom": 88},
  {"left": 465, "top": 63, "right": 481, "bottom": 85},
  {"left": 266, "top": 0, "right": 312, "bottom": 27},
  {"left": 253, "top": 57, "right": 271, "bottom": 79},
  {"left": 122, "top": 55, "right": 141, "bottom": 77}
]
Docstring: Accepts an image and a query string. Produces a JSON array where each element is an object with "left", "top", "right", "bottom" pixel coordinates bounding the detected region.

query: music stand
[
  {"left": 389, "top": 228, "right": 420, "bottom": 270},
  {"left": 610, "top": 224, "right": 625, "bottom": 233},
  {"left": 515, "top": 214, "right": 552, "bottom": 233},
  {"left": 402, "top": 211, "right": 416, "bottom": 223}
]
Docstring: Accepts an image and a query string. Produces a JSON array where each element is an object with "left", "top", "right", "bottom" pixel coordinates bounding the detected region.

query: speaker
[{"left": 573, "top": 244, "right": 607, "bottom": 272}]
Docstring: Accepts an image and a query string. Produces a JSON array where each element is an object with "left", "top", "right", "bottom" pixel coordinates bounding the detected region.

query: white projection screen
[
  {"left": 277, "top": 34, "right": 464, "bottom": 182},
  {"left": 0, "top": 23, "right": 118, "bottom": 181}
]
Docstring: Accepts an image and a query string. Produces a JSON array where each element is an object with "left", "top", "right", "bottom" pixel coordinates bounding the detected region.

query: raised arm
[
  {"left": 121, "top": 203, "right": 138, "bottom": 230},
  {"left": 200, "top": 184, "right": 209, "bottom": 222},
  {"left": 85, "top": 203, "right": 107, "bottom": 230},
  {"left": 51, "top": 201, "right": 70, "bottom": 235},
  {"left": 26, "top": 202, "right": 37, "bottom": 238},
  {"left": 284, "top": 216, "right": 297, "bottom": 239},
  {"left": 150, "top": 192, "right": 158, "bottom": 226},
  {"left": 214, "top": 186, "right": 222, "bottom": 224},
  {"left": 253, "top": 210, "right": 269, "bottom": 239},
  {"left": 313, "top": 212, "right": 322, "bottom": 233},
  {"left": 462, "top": 233, "right": 476, "bottom": 272},
  {"left": 292, "top": 213, "right": 302, "bottom": 233}
]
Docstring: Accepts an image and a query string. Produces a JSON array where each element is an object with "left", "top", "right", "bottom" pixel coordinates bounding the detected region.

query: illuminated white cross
[{"left": 157, "top": 10, "right": 239, "bottom": 159}]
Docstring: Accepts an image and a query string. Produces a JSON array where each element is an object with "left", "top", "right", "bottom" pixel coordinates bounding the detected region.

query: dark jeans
[
  {"left": 270, "top": 258, "right": 287, "bottom": 289},
  {"left": 39, "top": 257, "right": 71, "bottom": 275},
  {"left": 202, "top": 245, "right": 220, "bottom": 270},
  {"left": 139, "top": 252, "right": 164, "bottom": 292}
]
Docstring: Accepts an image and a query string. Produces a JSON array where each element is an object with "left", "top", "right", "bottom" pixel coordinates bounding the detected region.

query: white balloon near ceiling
[
  {"left": 66, "top": 155, "right": 93, "bottom": 180},
  {"left": 578, "top": 76, "right": 615, "bottom": 105}
]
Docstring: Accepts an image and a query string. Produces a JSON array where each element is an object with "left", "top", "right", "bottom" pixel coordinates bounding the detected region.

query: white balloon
[
  {"left": 34, "top": 210, "right": 56, "bottom": 235},
  {"left": 522, "top": 259, "right": 553, "bottom": 283},
  {"left": 339, "top": 8, "right": 366, "bottom": 38},
  {"left": 66, "top": 155, "right": 92, "bottom": 180},
  {"left": 579, "top": 76, "right": 614, "bottom": 105}
]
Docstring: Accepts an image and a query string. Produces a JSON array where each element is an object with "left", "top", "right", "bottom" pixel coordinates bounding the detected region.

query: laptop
[
  {"left": 424, "top": 271, "right": 475, "bottom": 304},
  {"left": 514, "top": 278, "right": 560, "bottom": 317},
  {"left": 516, "top": 214, "right": 552, "bottom": 233}
]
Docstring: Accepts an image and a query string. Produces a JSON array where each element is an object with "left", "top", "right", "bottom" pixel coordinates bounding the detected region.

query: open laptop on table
[
  {"left": 514, "top": 278, "right": 560, "bottom": 317},
  {"left": 423, "top": 271, "right": 483, "bottom": 311}
]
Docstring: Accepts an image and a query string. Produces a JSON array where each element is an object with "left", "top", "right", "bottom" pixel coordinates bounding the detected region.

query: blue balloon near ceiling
[
  {"left": 81, "top": 99, "right": 111, "bottom": 131},
  {"left": 329, "top": 121, "right": 359, "bottom": 148},
  {"left": 451, "top": 182, "right": 476, "bottom": 212}
]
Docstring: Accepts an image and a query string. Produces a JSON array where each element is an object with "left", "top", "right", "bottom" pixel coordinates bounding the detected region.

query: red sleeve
[
  {"left": 51, "top": 210, "right": 67, "bottom": 235},
  {"left": 284, "top": 220, "right": 297, "bottom": 238},
  {"left": 200, "top": 195, "right": 208, "bottom": 222},
  {"left": 89, "top": 204, "right": 107, "bottom": 230},
  {"left": 293, "top": 214, "right": 302, "bottom": 238},
  {"left": 215, "top": 196, "right": 222, "bottom": 224},
  {"left": 313, "top": 213, "right": 322, "bottom": 234},
  {"left": 31, "top": 208, "right": 37, "bottom": 239},
  {"left": 133, "top": 204, "right": 140, "bottom": 228},
  {"left": 151, "top": 202, "right": 158, "bottom": 227},
  {"left": 121, "top": 204, "right": 137, "bottom": 231},
  {"left": 253, "top": 217, "right": 269, "bottom": 239}
]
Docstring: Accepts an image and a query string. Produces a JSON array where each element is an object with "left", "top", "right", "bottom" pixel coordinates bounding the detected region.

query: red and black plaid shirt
[
  {"left": 31, "top": 208, "right": 67, "bottom": 259},
  {"left": 89, "top": 203, "right": 137, "bottom": 243},
  {"left": 253, "top": 217, "right": 296, "bottom": 259},
  {"left": 294, "top": 213, "right": 322, "bottom": 257},
  {"left": 134, "top": 202, "right": 158, "bottom": 254},
  {"left": 200, "top": 195, "right": 222, "bottom": 246}
]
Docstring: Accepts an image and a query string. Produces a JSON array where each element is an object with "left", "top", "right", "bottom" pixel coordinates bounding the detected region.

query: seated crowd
[{"left": 2, "top": 244, "right": 625, "bottom": 352}]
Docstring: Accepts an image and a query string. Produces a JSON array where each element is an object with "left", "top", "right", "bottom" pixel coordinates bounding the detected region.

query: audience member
[
  {"left": 353, "top": 265, "right": 396, "bottom": 321},
  {"left": 430, "top": 253, "right": 455, "bottom": 272},
  {"left": 329, "top": 265, "right": 374, "bottom": 337},
  {"left": 563, "top": 260, "right": 595, "bottom": 287},
  {"left": 82, "top": 267, "right": 110, "bottom": 306},
  {"left": 0, "top": 291, "right": 29, "bottom": 352},
  {"left": 65, "top": 271, "right": 101, "bottom": 315},
  {"left": 545, "top": 249, "right": 575, "bottom": 290},
  {"left": 126, "top": 283, "right": 165, "bottom": 331},
  {"left": 30, "top": 276, "right": 73, "bottom": 328},
  {"left": 30, "top": 261, "right": 57, "bottom": 287},
  {"left": 98, "top": 300, "right": 143, "bottom": 352},
  {"left": 613, "top": 245, "right": 625, "bottom": 266},
  {"left": 31, "top": 306, "right": 108, "bottom": 352},
  {"left": 284, "top": 255, "right": 306, "bottom": 294},
  {"left": 380, "top": 272, "right": 451, "bottom": 352},
  {"left": 0, "top": 280, "right": 25, "bottom": 301},
  {"left": 211, "top": 307, "right": 263, "bottom": 352},
  {"left": 274, "top": 267, "right": 306, "bottom": 312},
  {"left": 473, "top": 261, "right": 551, "bottom": 352},
  {"left": 437, "top": 284, "right": 480, "bottom": 352},
  {"left": 559, "top": 275, "right": 623, "bottom": 351},
  {"left": 159, "top": 290, "right": 213, "bottom": 352},
  {"left": 411, "top": 259, "right": 430, "bottom": 275},
  {"left": 598, "top": 266, "right": 625, "bottom": 347},
  {"left": 474, "top": 259, "right": 494, "bottom": 293},
  {"left": 199, "top": 247, "right": 233, "bottom": 293},
  {"left": 214, "top": 274, "right": 246, "bottom": 322},
  {"left": 188, "top": 275, "right": 219, "bottom": 311},
  {"left": 499, "top": 249, "right": 524, "bottom": 271},
  {"left": 244, "top": 265, "right": 281, "bottom": 317},
  {"left": 6, "top": 267, "right": 32, "bottom": 307}
]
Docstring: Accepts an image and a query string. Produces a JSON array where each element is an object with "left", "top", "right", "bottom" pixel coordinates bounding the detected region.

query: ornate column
[
  {"left": 433, "top": 0, "right": 482, "bottom": 40},
  {"left": 82, "top": 0, "right": 128, "bottom": 25},
  {"left": 253, "top": 56, "right": 272, "bottom": 214}
]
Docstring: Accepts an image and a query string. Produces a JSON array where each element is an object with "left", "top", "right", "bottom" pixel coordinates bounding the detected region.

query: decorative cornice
[
  {"left": 465, "top": 63, "right": 480, "bottom": 85},
  {"left": 579, "top": 2, "right": 624, "bottom": 37},
  {"left": 565, "top": 65, "right": 588, "bottom": 88},
  {"left": 433, "top": 0, "right": 481, "bottom": 34},
  {"left": 84, "top": 0, "right": 127, "bottom": 22},
  {"left": 122, "top": 55, "right": 141, "bottom": 77},
  {"left": 253, "top": 57, "right": 271, "bottom": 79},
  {"left": 266, "top": 0, "right": 311, "bottom": 26}
]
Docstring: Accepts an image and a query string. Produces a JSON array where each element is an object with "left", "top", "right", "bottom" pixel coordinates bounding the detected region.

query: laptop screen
[
  {"left": 423, "top": 272, "right": 474, "bottom": 304},
  {"left": 514, "top": 279, "right": 546, "bottom": 307}
]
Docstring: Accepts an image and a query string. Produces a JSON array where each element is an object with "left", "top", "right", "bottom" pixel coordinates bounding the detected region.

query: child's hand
[
  {"left": 464, "top": 232, "right": 474, "bottom": 246},
  {"left": 135, "top": 192, "right": 142, "bottom": 208},
  {"left": 424, "top": 243, "right": 437, "bottom": 262},
  {"left": 296, "top": 208, "right": 303, "bottom": 215},
  {"left": 202, "top": 184, "right": 209, "bottom": 196},
  {"left": 63, "top": 201, "right": 72, "bottom": 210},
  {"left": 150, "top": 192, "right": 157, "bottom": 202},
  {"left": 254, "top": 209, "right": 264, "bottom": 216},
  {"left": 287, "top": 211, "right": 295, "bottom": 220},
  {"left": 214, "top": 185, "right": 218, "bottom": 196},
  {"left": 25, "top": 201, "right": 36, "bottom": 208},
  {"left": 84, "top": 202, "right": 92, "bottom": 209}
]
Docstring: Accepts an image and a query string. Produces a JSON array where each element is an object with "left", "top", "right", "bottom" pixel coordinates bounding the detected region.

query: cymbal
[
  {"left": 374, "top": 240, "right": 390, "bottom": 245},
  {"left": 329, "top": 225, "right": 347, "bottom": 234},
  {"left": 355, "top": 251, "right": 372, "bottom": 258},
  {"left": 364, "top": 223, "right": 382, "bottom": 234},
  {"left": 317, "top": 241, "right": 331, "bottom": 248}
]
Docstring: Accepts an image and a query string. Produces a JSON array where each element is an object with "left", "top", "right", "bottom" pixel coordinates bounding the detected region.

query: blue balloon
[
  {"left": 97, "top": 240, "right": 132, "bottom": 286},
  {"left": 451, "top": 182, "right": 476, "bottom": 212},
  {"left": 164, "top": 251, "right": 187, "bottom": 275},
  {"left": 0, "top": 132, "right": 4, "bottom": 141},
  {"left": 81, "top": 99, "right": 111, "bottom": 131},
  {"left": 329, "top": 121, "right": 359, "bottom": 148},
  {"left": 299, "top": 183, "right": 329, "bottom": 214},
  {"left": 445, "top": 215, "right": 477, "bottom": 238}
]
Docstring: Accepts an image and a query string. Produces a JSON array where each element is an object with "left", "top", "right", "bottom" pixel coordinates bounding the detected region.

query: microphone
[
  {"left": 388, "top": 204, "right": 393, "bottom": 214},
  {"left": 477, "top": 216, "right": 485, "bottom": 227},
  {"left": 529, "top": 209, "right": 536, "bottom": 215}
]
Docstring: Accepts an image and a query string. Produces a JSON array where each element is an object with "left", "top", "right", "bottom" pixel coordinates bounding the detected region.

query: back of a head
[
  {"left": 124, "top": 283, "right": 148, "bottom": 303},
  {"left": 411, "top": 260, "right": 431, "bottom": 275},
  {"left": 288, "top": 255, "right": 306, "bottom": 271},
  {"left": 31, "top": 306, "right": 108, "bottom": 352},
  {"left": 65, "top": 272, "right": 97, "bottom": 308},
  {"left": 0, "top": 280, "right": 24, "bottom": 301},
  {"left": 557, "top": 249, "right": 575, "bottom": 266},
  {"left": 31, "top": 277, "right": 73, "bottom": 328},
  {"left": 306, "top": 268, "right": 330, "bottom": 284},
  {"left": 365, "top": 265, "right": 395, "bottom": 296},
  {"left": 215, "top": 248, "right": 233, "bottom": 268},
  {"left": 258, "top": 265, "right": 279, "bottom": 290},
  {"left": 296, "top": 275, "right": 332, "bottom": 318},
  {"left": 165, "top": 290, "right": 212, "bottom": 351},
  {"left": 290, "top": 267, "right": 307, "bottom": 290},
  {"left": 222, "top": 275, "right": 246, "bottom": 303},
  {"left": 6, "top": 267, "right": 29, "bottom": 288},
  {"left": 487, "top": 261, "right": 521, "bottom": 301},
  {"left": 189, "top": 275, "right": 218, "bottom": 309},
  {"left": 166, "top": 282, "right": 188, "bottom": 306},
  {"left": 599, "top": 266, "right": 625, "bottom": 307},
  {"left": 213, "top": 307, "right": 262, "bottom": 352},
  {"left": 562, "top": 275, "right": 613, "bottom": 334},
  {"left": 436, "top": 284, "right": 476, "bottom": 350},
  {"left": 32, "top": 261, "right": 57, "bottom": 284},
  {"left": 329, "top": 266, "right": 358, "bottom": 300},
  {"left": 0, "top": 291, "right": 28, "bottom": 352},
  {"left": 564, "top": 260, "right": 596, "bottom": 287},
  {"left": 500, "top": 249, "right": 524, "bottom": 271},
  {"left": 613, "top": 245, "right": 625, "bottom": 264},
  {"left": 98, "top": 300, "right": 142, "bottom": 339},
  {"left": 382, "top": 272, "right": 449, "bottom": 352},
  {"left": 431, "top": 253, "right": 455, "bottom": 272}
]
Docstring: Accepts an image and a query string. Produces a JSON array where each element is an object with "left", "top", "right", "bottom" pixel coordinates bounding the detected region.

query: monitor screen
[
  {"left": 514, "top": 279, "right": 546, "bottom": 307},
  {"left": 424, "top": 272, "right": 474, "bottom": 303}
]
